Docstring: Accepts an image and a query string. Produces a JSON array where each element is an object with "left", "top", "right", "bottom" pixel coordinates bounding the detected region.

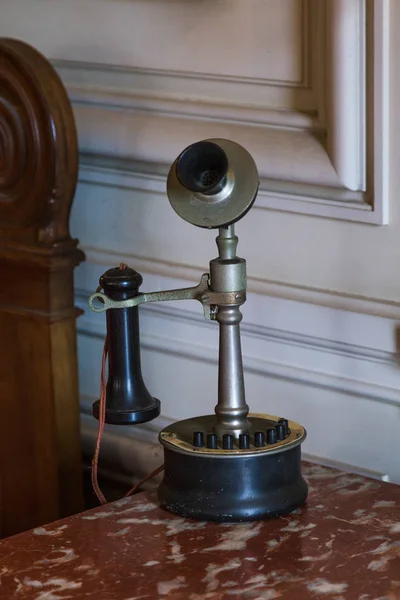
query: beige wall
[{"left": 2, "top": 0, "right": 400, "bottom": 482}]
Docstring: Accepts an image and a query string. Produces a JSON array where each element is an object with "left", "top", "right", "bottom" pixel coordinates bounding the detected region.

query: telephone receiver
[{"left": 89, "top": 138, "right": 308, "bottom": 522}]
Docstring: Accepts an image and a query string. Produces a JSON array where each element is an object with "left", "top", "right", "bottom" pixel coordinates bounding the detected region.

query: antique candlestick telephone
[{"left": 89, "top": 139, "right": 308, "bottom": 521}]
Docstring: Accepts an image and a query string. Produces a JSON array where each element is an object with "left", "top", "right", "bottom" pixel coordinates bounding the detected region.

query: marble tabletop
[{"left": 0, "top": 463, "right": 399, "bottom": 599}]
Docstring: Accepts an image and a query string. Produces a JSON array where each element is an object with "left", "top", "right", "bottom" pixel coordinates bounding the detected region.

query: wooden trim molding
[{"left": 54, "top": 0, "right": 389, "bottom": 224}]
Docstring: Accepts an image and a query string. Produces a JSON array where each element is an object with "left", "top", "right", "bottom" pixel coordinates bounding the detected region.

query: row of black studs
[{"left": 192, "top": 418, "right": 290, "bottom": 449}]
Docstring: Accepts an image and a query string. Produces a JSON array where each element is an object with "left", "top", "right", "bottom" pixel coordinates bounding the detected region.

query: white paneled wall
[{"left": 3, "top": 0, "right": 400, "bottom": 483}]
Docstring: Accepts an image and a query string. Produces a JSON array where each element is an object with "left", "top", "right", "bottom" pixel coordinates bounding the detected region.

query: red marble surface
[{"left": 0, "top": 463, "right": 399, "bottom": 599}]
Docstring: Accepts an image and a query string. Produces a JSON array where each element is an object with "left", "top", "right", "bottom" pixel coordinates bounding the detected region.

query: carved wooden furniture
[{"left": 0, "top": 38, "right": 84, "bottom": 538}]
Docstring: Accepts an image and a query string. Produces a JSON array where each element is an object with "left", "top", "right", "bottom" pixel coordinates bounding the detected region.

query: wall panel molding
[
  {"left": 76, "top": 277, "right": 400, "bottom": 483},
  {"left": 80, "top": 244, "right": 400, "bottom": 321},
  {"left": 75, "top": 279, "right": 400, "bottom": 407},
  {"left": 326, "top": 0, "right": 366, "bottom": 191},
  {"left": 77, "top": 156, "right": 400, "bottom": 319},
  {"left": 54, "top": 0, "right": 389, "bottom": 225}
]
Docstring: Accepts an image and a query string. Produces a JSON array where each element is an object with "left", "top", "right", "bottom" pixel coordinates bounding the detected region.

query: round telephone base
[{"left": 158, "top": 435, "right": 308, "bottom": 522}]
